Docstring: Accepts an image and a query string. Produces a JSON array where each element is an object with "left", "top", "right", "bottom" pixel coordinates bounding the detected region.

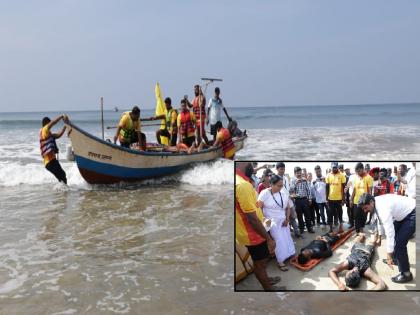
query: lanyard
[{"left": 270, "top": 190, "right": 284, "bottom": 209}]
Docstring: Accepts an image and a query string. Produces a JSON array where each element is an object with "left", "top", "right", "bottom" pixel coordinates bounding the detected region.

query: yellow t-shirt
[
  {"left": 353, "top": 174, "right": 373, "bottom": 204},
  {"left": 167, "top": 109, "right": 178, "bottom": 134},
  {"left": 177, "top": 111, "right": 196, "bottom": 138},
  {"left": 40, "top": 125, "right": 56, "bottom": 166},
  {"left": 119, "top": 112, "right": 140, "bottom": 132},
  {"left": 235, "top": 173, "right": 265, "bottom": 246},
  {"left": 325, "top": 172, "right": 346, "bottom": 200}
]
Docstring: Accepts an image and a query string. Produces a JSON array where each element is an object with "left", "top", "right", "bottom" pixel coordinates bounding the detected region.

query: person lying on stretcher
[
  {"left": 297, "top": 230, "right": 349, "bottom": 265},
  {"left": 329, "top": 233, "right": 386, "bottom": 291}
]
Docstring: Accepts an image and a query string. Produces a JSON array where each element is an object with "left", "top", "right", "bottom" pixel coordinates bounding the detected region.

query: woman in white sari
[{"left": 257, "top": 175, "right": 296, "bottom": 271}]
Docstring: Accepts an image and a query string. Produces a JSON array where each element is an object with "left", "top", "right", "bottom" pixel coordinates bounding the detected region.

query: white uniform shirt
[
  {"left": 373, "top": 194, "right": 416, "bottom": 253},
  {"left": 404, "top": 167, "right": 416, "bottom": 199},
  {"left": 208, "top": 97, "right": 225, "bottom": 125},
  {"left": 313, "top": 177, "right": 327, "bottom": 203}
]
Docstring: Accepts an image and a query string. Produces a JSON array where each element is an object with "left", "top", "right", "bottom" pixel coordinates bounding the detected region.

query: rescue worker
[
  {"left": 40, "top": 114, "right": 67, "bottom": 184},
  {"left": 155, "top": 97, "right": 178, "bottom": 146},
  {"left": 186, "top": 85, "right": 208, "bottom": 144},
  {"left": 177, "top": 99, "right": 196, "bottom": 147},
  {"left": 212, "top": 121, "right": 235, "bottom": 159},
  {"left": 113, "top": 106, "right": 146, "bottom": 150}
]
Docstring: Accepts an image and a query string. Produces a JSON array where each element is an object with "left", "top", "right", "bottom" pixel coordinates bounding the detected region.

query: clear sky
[{"left": 1, "top": 0, "right": 419, "bottom": 112}]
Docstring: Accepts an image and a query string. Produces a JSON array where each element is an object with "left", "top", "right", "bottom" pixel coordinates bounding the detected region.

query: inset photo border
[{"left": 234, "top": 161, "right": 417, "bottom": 292}]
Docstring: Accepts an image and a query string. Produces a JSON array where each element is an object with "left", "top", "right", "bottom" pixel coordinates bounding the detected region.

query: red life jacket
[
  {"left": 192, "top": 96, "right": 206, "bottom": 120},
  {"left": 39, "top": 128, "right": 59, "bottom": 158},
  {"left": 179, "top": 111, "right": 195, "bottom": 136},
  {"left": 219, "top": 128, "right": 235, "bottom": 156}
]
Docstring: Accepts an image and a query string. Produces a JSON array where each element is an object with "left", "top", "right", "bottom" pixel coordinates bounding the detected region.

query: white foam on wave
[
  {"left": 0, "top": 273, "right": 28, "bottom": 294},
  {"left": 237, "top": 126, "right": 420, "bottom": 160},
  {"left": 0, "top": 161, "right": 87, "bottom": 188},
  {"left": 179, "top": 159, "right": 234, "bottom": 185}
]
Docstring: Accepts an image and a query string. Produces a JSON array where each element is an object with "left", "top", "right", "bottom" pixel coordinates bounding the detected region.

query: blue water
[{"left": 1, "top": 102, "right": 420, "bottom": 130}]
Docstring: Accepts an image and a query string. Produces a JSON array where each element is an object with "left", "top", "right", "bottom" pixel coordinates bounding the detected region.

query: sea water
[{"left": 0, "top": 103, "right": 419, "bottom": 314}]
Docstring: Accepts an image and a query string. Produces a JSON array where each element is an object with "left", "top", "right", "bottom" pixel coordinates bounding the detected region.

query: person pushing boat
[{"left": 40, "top": 115, "right": 67, "bottom": 184}]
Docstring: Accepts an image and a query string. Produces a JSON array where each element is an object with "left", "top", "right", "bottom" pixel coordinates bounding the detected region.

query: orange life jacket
[
  {"left": 179, "top": 111, "right": 195, "bottom": 136},
  {"left": 192, "top": 96, "right": 206, "bottom": 120},
  {"left": 39, "top": 128, "right": 58, "bottom": 158},
  {"left": 219, "top": 128, "right": 235, "bottom": 156}
]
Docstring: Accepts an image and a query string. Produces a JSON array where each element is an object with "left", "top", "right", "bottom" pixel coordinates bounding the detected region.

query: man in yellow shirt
[
  {"left": 154, "top": 97, "right": 178, "bottom": 146},
  {"left": 39, "top": 115, "right": 67, "bottom": 184},
  {"left": 350, "top": 162, "right": 373, "bottom": 232},
  {"left": 235, "top": 162, "right": 281, "bottom": 290},
  {"left": 177, "top": 99, "right": 196, "bottom": 147},
  {"left": 325, "top": 162, "right": 346, "bottom": 233},
  {"left": 113, "top": 106, "right": 147, "bottom": 150}
]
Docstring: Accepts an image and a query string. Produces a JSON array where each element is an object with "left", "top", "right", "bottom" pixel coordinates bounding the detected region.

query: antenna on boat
[
  {"left": 199, "top": 78, "right": 223, "bottom": 142},
  {"left": 100, "top": 97, "right": 104, "bottom": 140}
]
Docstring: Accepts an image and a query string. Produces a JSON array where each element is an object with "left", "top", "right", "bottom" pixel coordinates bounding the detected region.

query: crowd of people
[
  {"left": 235, "top": 161, "right": 416, "bottom": 291},
  {"left": 112, "top": 85, "right": 245, "bottom": 159}
]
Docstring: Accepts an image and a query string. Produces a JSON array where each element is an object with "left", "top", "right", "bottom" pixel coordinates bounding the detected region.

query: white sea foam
[
  {"left": 179, "top": 159, "right": 234, "bottom": 185},
  {"left": 0, "top": 273, "right": 28, "bottom": 294}
]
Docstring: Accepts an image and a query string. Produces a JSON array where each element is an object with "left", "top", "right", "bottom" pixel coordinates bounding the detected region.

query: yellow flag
[{"left": 155, "top": 82, "right": 169, "bottom": 145}]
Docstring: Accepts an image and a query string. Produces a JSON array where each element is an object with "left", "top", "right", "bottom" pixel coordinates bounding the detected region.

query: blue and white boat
[{"left": 65, "top": 120, "right": 246, "bottom": 184}]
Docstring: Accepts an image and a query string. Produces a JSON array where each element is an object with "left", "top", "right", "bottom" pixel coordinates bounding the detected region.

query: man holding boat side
[{"left": 114, "top": 106, "right": 146, "bottom": 150}]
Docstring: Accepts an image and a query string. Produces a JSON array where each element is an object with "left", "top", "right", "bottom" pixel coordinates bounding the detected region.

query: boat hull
[{"left": 66, "top": 122, "right": 246, "bottom": 184}]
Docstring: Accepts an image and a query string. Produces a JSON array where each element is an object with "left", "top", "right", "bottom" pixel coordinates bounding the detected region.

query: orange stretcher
[{"left": 290, "top": 228, "right": 355, "bottom": 271}]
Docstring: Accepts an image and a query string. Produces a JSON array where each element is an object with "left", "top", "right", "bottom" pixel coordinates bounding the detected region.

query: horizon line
[{"left": 0, "top": 101, "right": 419, "bottom": 114}]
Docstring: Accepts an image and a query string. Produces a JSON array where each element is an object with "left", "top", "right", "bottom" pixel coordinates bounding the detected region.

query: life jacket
[
  {"left": 219, "top": 127, "right": 235, "bottom": 157},
  {"left": 179, "top": 111, "right": 195, "bottom": 136},
  {"left": 166, "top": 108, "right": 178, "bottom": 130},
  {"left": 119, "top": 112, "right": 136, "bottom": 143},
  {"left": 192, "top": 96, "right": 206, "bottom": 120},
  {"left": 39, "top": 128, "right": 59, "bottom": 158}
]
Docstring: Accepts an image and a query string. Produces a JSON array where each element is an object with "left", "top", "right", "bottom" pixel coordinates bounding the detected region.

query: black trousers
[
  {"left": 394, "top": 210, "right": 416, "bottom": 273},
  {"left": 327, "top": 201, "right": 343, "bottom": 224},
  {"left": 353, "top": 205, "right": 367, "bottom": 232},
  {"left": 347, "top": 203, "right": 354, "bottom": 226},
  {"left": 295, "top": 198, "right": 312, "bottom": 231},
  {"left": 46, "top": 159, "right": 67, "bottom": 184}
]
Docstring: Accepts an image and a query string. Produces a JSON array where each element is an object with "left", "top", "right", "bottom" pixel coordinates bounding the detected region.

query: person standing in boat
[
  {"left": 40, "top": 115, "right": 67, "bottom": 184},
  {"left": 186, "top": 85, "right": 208, "bottom": 145},
  {"left": 113, "top": 106, "right": 146, "bottom": 150},
  {"left": 212, "top": 121, "right": 235, "bottom": 160},
  {"left": 206, "top": 87, "right": 232, "bottom": 143},
  {"left": 154, "top": 97, "right": 178, "bottom": 146},
  {"left": 177, "top": 99, "right": 196, "bottom": 147}
]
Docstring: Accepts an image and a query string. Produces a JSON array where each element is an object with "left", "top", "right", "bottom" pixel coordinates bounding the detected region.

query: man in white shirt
[
  {"left": 313, "top": 165, "right": 327, "bottom": 226},
  {"left": 398, "top": 163, "right": 416, "bottom": 199},
  {"left": 206, "top": 87, "right": 232, "bottom": 142},
  {"left": 359, "top": 193, "right": 416, "bottom": 283}
]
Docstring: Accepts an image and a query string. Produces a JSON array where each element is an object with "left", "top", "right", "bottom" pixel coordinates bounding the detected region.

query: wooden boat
[{"left": 65, "top": 120, "right": 246, "bottom": 184}]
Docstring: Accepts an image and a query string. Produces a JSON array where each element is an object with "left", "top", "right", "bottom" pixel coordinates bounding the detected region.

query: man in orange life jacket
[
  {"left": 177, "top": 99, "right": 196, "bottom": 147},
  {"left": 40, "top": 115, "right": 67, "bottom": 184},
  {"left": 212, "top": 121, "right": 235, "bottom": 159},
  {"left": 186, "top": 85, "right": 209, "bottom": 145}
]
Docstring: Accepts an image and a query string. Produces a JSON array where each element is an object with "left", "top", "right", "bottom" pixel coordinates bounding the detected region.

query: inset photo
[{"left": 235, "top": 161, "right": 416, "bottom": 291}]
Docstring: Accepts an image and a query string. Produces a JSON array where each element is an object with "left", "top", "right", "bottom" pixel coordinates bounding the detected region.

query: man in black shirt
[
  {"left": 297, "top": 231, "right": 347, "bottom": 264},
  {"left": 329, "top": 233, "right": 386, "bottom": 291}
]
